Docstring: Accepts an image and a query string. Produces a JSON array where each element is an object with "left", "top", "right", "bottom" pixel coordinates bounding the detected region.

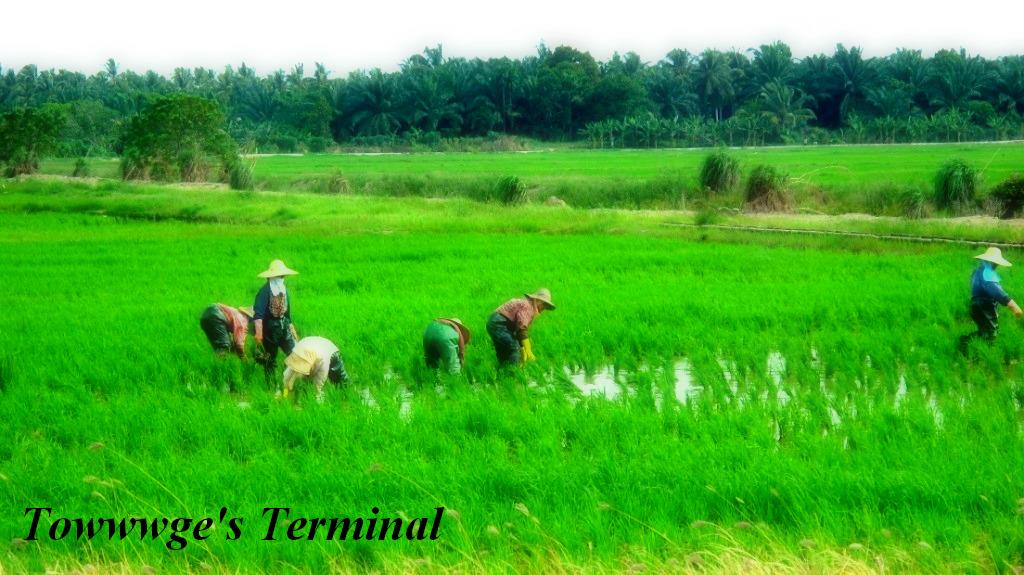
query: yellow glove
[
  {"left": 282, "top": 386, "right": 290, "bottom": 398},
  {"left": 521, "top": 339, "right": 536, "bottom": 362}
]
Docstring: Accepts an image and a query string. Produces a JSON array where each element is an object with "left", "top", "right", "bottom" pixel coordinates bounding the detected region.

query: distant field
[{"left": 40, "top": 142, "right": 1024, "bottom": 213}]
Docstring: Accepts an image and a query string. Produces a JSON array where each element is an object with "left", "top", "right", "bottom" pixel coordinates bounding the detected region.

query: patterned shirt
[
  {"left": 216, "top": 304, "right": 250, "bottom": 357},
  {"left": 496, "top": 298, "right": 537, "bottom": 340},
  {"left": 971, "top": 264, "right": 1011, "bottom": 308}
]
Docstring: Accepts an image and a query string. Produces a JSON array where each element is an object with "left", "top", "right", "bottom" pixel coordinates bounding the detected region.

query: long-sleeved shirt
[
  {"left": 434, "top": 319, "right": 467, "bottom": 363},
  {"left": 971, "top": 263, "right": 1011, "bottom": 307},
  {"left": 254, "top": 283, "right": 292, "bottom": 322},
  {"left": 283, "top": 336, "right": 339, "bottom": 390},
  {"left": 217, "top": 303, "right": 250, "bottom": 356},
  {"left": 495, "top": 298, "right": 537, "bottom": 340}
]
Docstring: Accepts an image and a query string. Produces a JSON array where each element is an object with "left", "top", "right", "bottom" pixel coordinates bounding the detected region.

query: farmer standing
[
  {"left": 966, "top": 247, "right": 1022, "bottom": 341},
  {"left": 199, "top": 304, "right": 254, "bottom": 358},
  {"left": 486, "top": 289, "right": 555, "bottom": 366},
  {"left": 282, "top": 336, "right": 348, "bottom": 402},
  {"left": 253, "top": 259, "right": 299, "bottom": 370},
  {"left": 423, "top": 318, "right": 471, "bottom": 374}
]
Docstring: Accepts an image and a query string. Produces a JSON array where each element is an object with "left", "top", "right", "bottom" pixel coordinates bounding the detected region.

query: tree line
[{"left": 2, "top": 42, "right": 1024, "bottom": 155}]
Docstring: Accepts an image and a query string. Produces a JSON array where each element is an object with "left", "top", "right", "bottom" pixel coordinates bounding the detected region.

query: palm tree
[
  {"left": 695, "top": 50, "right": 736, "bottom": 122},
  {"left": 928, "top": 48, "right": 994, "bottom": 112},
  {"left": 759, "top": 80, "right": 815, "bottom": 140},
  {"left": 830, "top": 44, "right": 878, "bottom": 122},
  {"left": 345, "top": 69, "right": 402, "bottom": 136},
  {"left": 750, "top": 41, "right": 794, "bottom": 88}
]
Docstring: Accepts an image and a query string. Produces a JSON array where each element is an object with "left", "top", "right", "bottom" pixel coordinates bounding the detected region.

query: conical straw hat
[
  {"left": 285, "top": 347, "right": 317, "bottom": 376},
  {"left": 975, "top": 247, "right": 1012, "bottom": 267},
  {"left": 258, "top": 259, "right": 299, "bottom": 278},
  {"left": 442, "top": 318, "right": 471, "bottom": 344},
  {"left": 525, "top": 288, "right": 556, "bottom": 310}
]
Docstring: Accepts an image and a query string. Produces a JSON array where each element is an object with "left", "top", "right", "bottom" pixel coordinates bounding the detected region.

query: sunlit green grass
[
  {"left": 1, "top": 185, "right": 1024, "bottom": 572},
  {"left": 39, "top": 142, "right": 1024, "bottom": 213}
]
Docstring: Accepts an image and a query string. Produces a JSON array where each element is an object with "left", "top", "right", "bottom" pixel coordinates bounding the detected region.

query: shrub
[
  {"left": 899, "top": 188, "right": 930, "bottom": 219},
  {"left": 120, "top": 94, "right": 238, "bottom": 183},
  {"left": 496, "top": 175, "right": 527, "bottom": 205},
  {"left": 307, "top": 136, "right": 334, "bottom": 153},
  {"left": 228, "top": 161, "right": 255, "bottom": 191},
  {"left": 274, "top": 135, "right": 299, "bottom": 153},
  {"left": 933, "top": 159, "right": 977, "bottom": 212},
  {"left": 72, "top": 158, "right": 90, "bottom": 178},
  {"left": 991, "top": 173, "right": 1024, "bottom": 219},
  {"left": 744, "top": 165, "right": 790, "bottom": 212},
  {"left": 326, "top": 171, "right": 349, "bottom": 194},
  {"left": 699, "top": 151, "right": 740, "bottom": 194},
  {"left": 0, "top": 105, "right": 66, "bottom": 177}
]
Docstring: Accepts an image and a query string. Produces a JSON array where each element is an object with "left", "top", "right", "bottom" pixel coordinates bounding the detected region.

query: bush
[
  {"left": 899, "top": 188, "right": 930, "bottom": 219},
  {"left": 744, "top": 165, "right": 790, "bottom": 212},
  {"left": 933, "top": 159, "right": 977, "bottom": 212},
  {"left": 274, "top": 135, "right": 299, "bottom": 153},
  {"left": 991, "top": 173, "right": 1024, "bottom": 219},
  {"left": 0, "top": 105, "right": 66, "bottom": 177},
  {"left": 72, "top": 158, "right": 90, "bottom": 178},
  {"left": 496, "top": 175, "right": 527, "bottom": 205},
  {"left": 698, "top": 151, "right": 740, "bottom": 194},
  {"left": 326, "top": 171, "right": 349, "bottom": 194},
  {"left": 228, "top": 161, "right": 255, "bottom": 191},
  {"left": 307, "top": 136, "right": 334, "bottom": 153}
]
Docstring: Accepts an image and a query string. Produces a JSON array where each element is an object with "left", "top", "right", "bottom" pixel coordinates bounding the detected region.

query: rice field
[
  {"left": 39, "top": 142, "right": 1024, "bottom": 213},
  {"left": 1, "top": 179, "right": 1024, "bottom": 573}
]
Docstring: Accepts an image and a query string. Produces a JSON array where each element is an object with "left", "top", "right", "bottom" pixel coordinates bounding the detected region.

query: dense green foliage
[
  {"left": 744, "top": 165, "right": 790, "bottom": 212},
  {"left": 495, "top": 175, "right": 527, "bottom": 205},
  {"left": 992, "top": 173, "right": 1024, "bottom": 219},
  {"left": 4, "top": 44, "right": 1024, "bottom": 154},
  {"left": 120, "top": 94, "right": 238, "bottom": 182},
  {"left": 698, "top": 150, "right": 740, "bottom": 194},
  {"left": 1, "top": 186, "right": 1023, "bottom": 573},
  {"left": 0, "top": 105, "right": 65, "bottom": 176},
  {"left": 933, "top": 159, "right": 979, "bottom": 212}
]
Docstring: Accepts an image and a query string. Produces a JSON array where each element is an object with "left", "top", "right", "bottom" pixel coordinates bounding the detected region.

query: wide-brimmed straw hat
[
  {"left": 258, "top": 259, "right": 299, "bottom": 278},
  {"left": 525, "top": 288, "right": 556, "bottom": 310},
  {"left": 975, "top": 247, "right": 1012, "bottom": 267},
  {"left": 285, "top": 347, "right": 317, "bottom": 376},
  {"left": 238, "top": 306, "right": 255, "bottom": 318},
  {"left": 442, "top": 318, "right": 472, "bottom": 344}
]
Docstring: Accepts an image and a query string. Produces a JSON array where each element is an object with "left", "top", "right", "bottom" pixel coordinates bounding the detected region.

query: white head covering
[{"left": 268, "top": 277, "right": 287, "bottom": 296}]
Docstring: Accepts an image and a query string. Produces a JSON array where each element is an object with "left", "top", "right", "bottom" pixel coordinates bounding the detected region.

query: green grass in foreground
[
  {"left": 1, "top": 184, "right": 1023, "bottom": 573},
  {"left": 40, "top": 142, "right": 1024, "bottom": 213}
]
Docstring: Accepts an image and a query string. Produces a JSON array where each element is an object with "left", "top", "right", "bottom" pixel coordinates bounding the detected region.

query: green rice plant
[
  {"left": 991, "top": 173, "right": 1024, "bottom": 219},
  {"left": 71, "top": 157, "right": 90, "bottom": 178},
  {"left": 744, "top": 164, "right": 790, "bottom": 212},
  {"left": 933, "top": 159, "right": 978, "bottom": 212},
  {"left": 496, "top": 174, "right": 527, "bottom": 205},
  {"left": 899, "top": 187, "right": 930, "bottom": 219},
  {"left": 698, "top": 150, "right": 740, "bottom": 194}
]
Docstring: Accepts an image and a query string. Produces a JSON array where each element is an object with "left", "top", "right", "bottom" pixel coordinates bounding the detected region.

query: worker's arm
[
  {"left": 289, "top": 323, "right": 299, "bottom": 341},
  {"left": 282, "top": 368, "right": 297, "bottom": 398},
  {"left": 253, "top": 286, "right": 268, "bottom": 345},
  {"left": 1009, "top": 299, "right": 1023, "bottom": 317},
  {"left": 254, "top": 319, "right": 264, "bottom": 345}
]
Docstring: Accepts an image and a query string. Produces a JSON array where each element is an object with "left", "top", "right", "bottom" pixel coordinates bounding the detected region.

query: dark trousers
[
  {"left": 327, "top": 352, "right": 348, "bottom": 384},
  {"left": 486, "top": 312, "right": 521, "bottom": 366},
  {"left": 960, "top": 302, "right": 999, "bottom": 352},
  {"left": 259, "top": 319, "right": 295, "bottom": 370},
  {"left": 199, "top": 305, "right": 231, "bottom": 351}
]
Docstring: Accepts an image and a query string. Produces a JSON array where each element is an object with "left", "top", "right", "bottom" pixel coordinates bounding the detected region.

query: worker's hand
[
  {"left": 521, "top": 339, "right": 537, "bottom": 362},
  {"left": 255, "top": 334, "right": 263, "bottom": 347},
  {"left": 282, "top": 386, "right": 290, "bottom": 398},
  {"left": 1011, "top": 299, "right": 1024, "bottom": 318}
]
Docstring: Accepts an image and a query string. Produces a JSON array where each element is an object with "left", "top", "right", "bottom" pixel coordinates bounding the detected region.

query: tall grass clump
[
  {"left": 71, "top": 158, "right": 90, "bottom": 178},
  {"left": 991, "top": 173, "right": 1024, "bottom": 219},
  {"left": 699, "top": 151, "right": 740, "bottom": 195},
  {"left": 496, "top": 175, "right": 527, "bottom": 205},
  {"left": 933, "top": 159, "right": 977, "bottom": 212},
  {"left": 228, "top": 161, "right": 255, "bottom": 191},
  {"left": 326, "top": 171, "right": 350, "bottom": 194},
  {"left": 744, "top": 165, "right": 790, "bottom": 212},
  {"left": 899, "top": 187, "right": 930, "bottom": 219}
]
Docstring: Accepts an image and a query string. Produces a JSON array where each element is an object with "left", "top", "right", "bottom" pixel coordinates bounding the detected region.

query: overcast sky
[{"left": 3, "top": 0, "right": 1022, "bottom": 76}]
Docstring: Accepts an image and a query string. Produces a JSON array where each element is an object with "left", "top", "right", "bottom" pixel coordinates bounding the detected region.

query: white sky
[{"left": 2, "top": 0, "right": 1022, "bottom": 77}]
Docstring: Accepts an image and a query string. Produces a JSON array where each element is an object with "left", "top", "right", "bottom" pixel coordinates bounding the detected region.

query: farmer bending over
[
  {"left": 423, "top": 318, "right": 471, "bottom": 374},
  {"left": 282, "top": 336, "right": 349, "bottom": 402},
  {"left": 253, "top": 259, "right": 299, "bottom": 370},
  {"left": 967, "top": 247, "right": 1022, "bottom": 342},
  {"left": 199, "top": 304, "right": 253, "bottom": 358},
  {"left": 486, "top": 289, "right": 555, "bottom": 367}
]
